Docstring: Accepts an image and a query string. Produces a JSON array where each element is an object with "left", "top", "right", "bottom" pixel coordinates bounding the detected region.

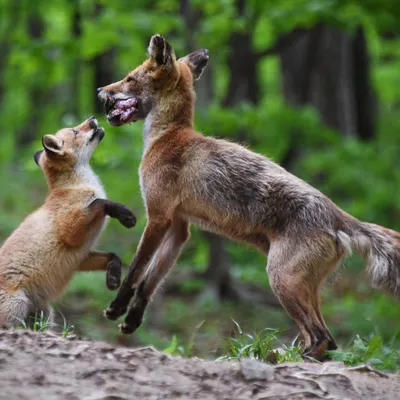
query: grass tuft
[
  {"left": 217, "top": 320, "right": 303, "bottom": 363},
  {"left": 15, "top": 310, "right": 75, "bottom": 338},
  {"left": 327, "top": 334, "right": 400, "bottom": 371}
]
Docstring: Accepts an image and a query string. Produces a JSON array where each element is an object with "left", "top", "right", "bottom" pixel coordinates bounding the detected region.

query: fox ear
[
  {"left": 42, "top": 135, "right": 64, "bottom": 156},
  {"left": 148, "top": 34, "right": 175, "bottom": 67},
  {"left": 178, "top": 49, "right": 209, "bottom": 81}
]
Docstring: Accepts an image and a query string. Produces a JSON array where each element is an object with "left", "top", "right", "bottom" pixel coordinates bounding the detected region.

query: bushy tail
[{"left": 338, "top": 219, "right": 400, "bottom": 296}]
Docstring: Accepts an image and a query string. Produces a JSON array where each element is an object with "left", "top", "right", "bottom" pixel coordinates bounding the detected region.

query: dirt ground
[{"left": 0, "top": 330, "right": 399, "bottom": 400}]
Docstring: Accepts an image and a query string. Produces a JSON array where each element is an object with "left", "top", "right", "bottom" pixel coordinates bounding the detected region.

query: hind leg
[
  {"left": 267, "top": 236, "right": 339, "bottom": 360},
  {"left": 311, "top": 291, "right": 337, "bottom": 352},
  {"left": 0, "top": 289, "right": 30, "bottom": 328}
]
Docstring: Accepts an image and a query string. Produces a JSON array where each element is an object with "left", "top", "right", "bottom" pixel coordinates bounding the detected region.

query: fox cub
[{"left": 0, "top": 117, "right": 136, "bottom": 327}]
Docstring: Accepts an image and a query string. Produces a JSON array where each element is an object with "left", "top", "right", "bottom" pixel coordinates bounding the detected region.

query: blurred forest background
[{"left": 1, "top": 0, "right": 400, "bottom": 357}]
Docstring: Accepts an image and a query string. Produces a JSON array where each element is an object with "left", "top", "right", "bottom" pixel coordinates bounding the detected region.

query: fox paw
[
  {"left": 118, "top": 309, "right": 144, "bottom": 335},
  {"left": 303, "top": 338, "right": 337, "bottom": 361},
  {"left": 118, "top": 207, "right": 136, "bottom": 228},
  {"left": 106, "top": 254, "right": 122, "bottom": 290},
  {"left": 103, "top": 304, "right": 127, "bottom": 321}
]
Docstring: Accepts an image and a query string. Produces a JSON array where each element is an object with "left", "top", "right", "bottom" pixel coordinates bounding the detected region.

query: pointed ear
[
  {"left": 178, "top": 49, "right": 209, "bottom": 81},
  {"left": 148, "top": 34, "right": 175, "bottom": 68},
  {"left": 42, "top": 135, "right": 64, "bottom": 156}
]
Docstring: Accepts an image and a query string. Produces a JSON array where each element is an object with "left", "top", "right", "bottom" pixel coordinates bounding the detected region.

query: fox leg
[
  {"left": 104, "top": 215, "right": 172, "bottom": 321},
  {"left": 59, "top": 201, "right": 135, "bottom": 248},
  {"left": 0, "top": 289, "right": 30, "bottom": 328},
  {"left": 120, "top": 218, "right": 189, "bottom": 334},
  {"left": 267, "top": 236, "right": 339, "bottom": 360},
  {"left": 90, "top": 199, "right": 136, "bottom": 228},
  {"left": 79, "top": 251, "right": 122, "bottom": 290}
]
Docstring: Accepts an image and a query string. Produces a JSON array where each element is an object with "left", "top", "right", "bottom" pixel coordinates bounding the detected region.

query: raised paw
[
  {"left": 118, "top": 308, "right": 144, "bottom": 335},
  {"left": 103, "top": 284, "right": 136, "bottom": 321},
  {"left": 118, "top": 207, "right": 137, "bottom": 228},
  {"left": 106, "top": 254, "right": 122, "bottom": 290},
  {"left": 103, "top": 304, "right": 128, "bottom": 321}
]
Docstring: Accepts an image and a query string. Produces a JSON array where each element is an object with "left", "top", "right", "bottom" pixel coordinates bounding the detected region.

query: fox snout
[
  {"left": 78, "top": 115, "right": 98, "bottom": 132},
  {"left": 34, "top": 150, "right": 43, "bottom": 166},
  {"left": 76, "top": 116, "right": 105, "bottom": 142},
  {"left": 97, "top": 86, "right": 141, "bottom": 127}
]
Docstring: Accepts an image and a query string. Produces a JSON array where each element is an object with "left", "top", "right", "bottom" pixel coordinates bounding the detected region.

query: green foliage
[
  {"left": 16, "top": 310, "right": 75, "bottom": 338},
  {"left": 16, "top": 311, "right": 55, "bottom": 333},
  {"left": 163, "top": 320, "right": 205, "bottom": 357},
  {"left": 327, "top": 335, "right": 400, "bottom": 371},
  {"left": 219, "top": 320, "right": 302, "bottom": 363}
]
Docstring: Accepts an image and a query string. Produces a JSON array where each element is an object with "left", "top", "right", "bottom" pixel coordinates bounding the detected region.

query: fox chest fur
[{"left": 0, "top": 185, "right": 107, "bottom": 301}]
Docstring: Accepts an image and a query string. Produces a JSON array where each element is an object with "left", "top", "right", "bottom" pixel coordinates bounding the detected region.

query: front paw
[
  {"left": 106, "top": 254, "right": 122, "bottom": 290},
  {"left": 118, "top": 207, "right": 137, "bottom": 228}
]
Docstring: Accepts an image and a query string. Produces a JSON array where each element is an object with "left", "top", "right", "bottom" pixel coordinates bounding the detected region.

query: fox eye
[
  {"left": 126, "top": 77, "right": 134, "bottom": 83},
  {"left": 72, "top": 129, "right": 78, "bottom": 135}
]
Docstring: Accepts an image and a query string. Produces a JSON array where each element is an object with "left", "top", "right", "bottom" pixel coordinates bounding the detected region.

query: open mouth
[
  {"left": 90, "top": 127, "right": 105, "bottom": 142},
  {"left": 105, "top": 97, "right": 139, "bottom": 126}
]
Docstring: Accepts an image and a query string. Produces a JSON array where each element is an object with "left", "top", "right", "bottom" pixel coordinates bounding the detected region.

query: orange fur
[
  {"left": 99, "top": 35, "right": 400, "bottom": 360},
  {"left": 0, "top": 117, "right": 135, "bottom": 327}
]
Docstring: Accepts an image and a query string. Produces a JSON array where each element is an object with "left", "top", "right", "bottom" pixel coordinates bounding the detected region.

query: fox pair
[{"left": 2, "top": 34, "right": 399, "bottom": 361}]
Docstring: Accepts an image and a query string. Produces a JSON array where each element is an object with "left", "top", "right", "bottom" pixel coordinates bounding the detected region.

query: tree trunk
[
  {"left": 222, "top": 31, "right": 259, "bottom": 106},
  {"left": 72, "top": 0, "right": 82, "bottom": 117},
  {"left": 92, "top": 4, "right": 116, "bottom": 114},
  {"left": 16, "top": 14, "right": 44, "bottom": 146},
  {"left": 279, "top": 24, "right": 376, "bottom": 142}
]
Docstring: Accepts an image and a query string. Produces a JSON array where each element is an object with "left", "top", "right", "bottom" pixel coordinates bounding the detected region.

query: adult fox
[
  {"left": 98, "top": 35, "right": 400, "bottom": 360},
  {"left": 0, "top": 117, "right": 136, "bottom": 327}
]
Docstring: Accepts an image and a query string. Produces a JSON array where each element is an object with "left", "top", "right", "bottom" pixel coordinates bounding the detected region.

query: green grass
[
  {"left": 216, "top": 320, "right": 303, "bottom": 364},
  {"left": 211, "top": 321, "right": 400, "bottom": 372},
  {"left": 16, "top": 310, "right": 75, "bottom": 338},
  {"left": 327, "top": 334, "right": 400, "bottom": 371}
]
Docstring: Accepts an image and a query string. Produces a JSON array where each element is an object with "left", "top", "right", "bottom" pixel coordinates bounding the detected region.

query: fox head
[
  {"left": 34, "top": 116, "right": 105, "bottom": 173},
  {"left": 97, "top": 34, "right": 209, "bottom": 128}
]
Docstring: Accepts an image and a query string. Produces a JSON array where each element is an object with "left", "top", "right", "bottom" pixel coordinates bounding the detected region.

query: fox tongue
[
  {"left": 115, "top": 97, "right": 138, "bottom": 110},
  {"left": 109, "top": 108, "right": 124, "bottom": 118},
  {"left": 120, "top": 108, "right": 137, "bottom": 122},
  {"left": 108, "top": 98, "right": 138, "bottom": 122}
]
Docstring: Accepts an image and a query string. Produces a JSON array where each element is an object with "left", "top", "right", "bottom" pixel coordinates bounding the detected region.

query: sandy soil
[{"left": 0, "top": 329, "right": 399, "bottom": 400}]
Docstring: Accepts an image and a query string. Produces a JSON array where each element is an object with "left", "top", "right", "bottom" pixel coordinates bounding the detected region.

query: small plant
[
  {"left": 163, "top": 335, "right": 182, "bottom": 356},
  {"left": 327, "top": 334, "right": 400, "bottom": 371},
  {"left": 15, "top": 310, "right": 75, "bottom": 338},
  {"left": 15, "top": 311, "right": 56, "bottom": 332},
  {"left": 59, "top": 312, "right": 75, "bottom": 338},
  {"left": 218, "top": 320, "right": 302, "bottom": 363},
  {"left": 163, "top": 320, "right": 205, "bottom": 357}
]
